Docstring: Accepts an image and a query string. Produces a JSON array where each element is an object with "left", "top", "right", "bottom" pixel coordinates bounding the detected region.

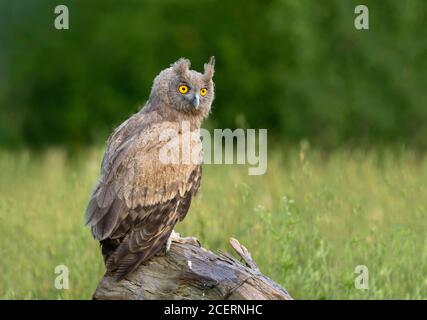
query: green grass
[{"left": 0, "top": 147, "right": 426, "bottom": 299}]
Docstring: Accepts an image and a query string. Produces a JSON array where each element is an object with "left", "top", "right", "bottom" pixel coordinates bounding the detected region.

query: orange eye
[
  {"left": 178, "top": 85, "right": 189, "bottom": 94},
  {"left": 200, "top": 88, "right": 208, "bottom": 96}
]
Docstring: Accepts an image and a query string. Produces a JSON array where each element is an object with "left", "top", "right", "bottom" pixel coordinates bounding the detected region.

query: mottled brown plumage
[{"left": 85, "top": 57, "right": 215, "bottom": 279}]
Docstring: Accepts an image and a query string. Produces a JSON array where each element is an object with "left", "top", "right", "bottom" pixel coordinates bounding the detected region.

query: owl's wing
[{"left": 85, "top": 120, "right": 202, "bottom": 278}]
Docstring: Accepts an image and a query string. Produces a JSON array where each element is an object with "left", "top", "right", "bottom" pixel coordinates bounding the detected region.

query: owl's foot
[
  {"left": 165, "top": 230, "right": 200, "bottom": 253},
  {"left": 177, "top": 235, "right": 201, "bottom": 247},
  {"left": 165, "top": 230, "right": 180, "bottom": 253}
]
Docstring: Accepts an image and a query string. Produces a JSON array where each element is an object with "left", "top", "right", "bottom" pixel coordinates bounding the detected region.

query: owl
[{"left": 85, "top": 57, "right": 215, "bottom": 279}]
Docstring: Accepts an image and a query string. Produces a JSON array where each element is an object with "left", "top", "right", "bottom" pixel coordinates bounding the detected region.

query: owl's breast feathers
[{"left": 85, "top": 113, "right": 202, "bottom": 279}]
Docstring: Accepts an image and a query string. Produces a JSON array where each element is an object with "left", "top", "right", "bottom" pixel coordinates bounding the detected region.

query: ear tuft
[
  {"left": 171, "top": 58, "right": 191, "bottom": 76},
  {"left": 203, "top": 56, "right": 215, "bottom": 80}
]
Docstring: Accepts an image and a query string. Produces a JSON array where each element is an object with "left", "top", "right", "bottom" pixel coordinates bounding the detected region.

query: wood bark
[{"left": 93, "top": 236, "right": 293, "bottom": 300}]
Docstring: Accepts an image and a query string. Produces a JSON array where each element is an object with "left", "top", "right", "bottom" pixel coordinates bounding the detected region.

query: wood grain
[{"left": 93, "top": 236, "right": 293, "bottom": 300}]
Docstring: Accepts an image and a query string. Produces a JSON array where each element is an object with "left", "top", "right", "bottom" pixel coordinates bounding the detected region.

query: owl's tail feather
[
  {"left": 109, "top": 253, "right": 144, "bottom": 280},
  {"left": 105, "top": 230, "right": 173, "bottom": 280},
  {"left": 100, "top": 238, "right": 121, "bottom": 263}
]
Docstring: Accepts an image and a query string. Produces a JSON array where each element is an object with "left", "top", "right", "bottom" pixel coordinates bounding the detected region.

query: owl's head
[{"left": 149, "top": 57, "right": 215, "bottom": 118}]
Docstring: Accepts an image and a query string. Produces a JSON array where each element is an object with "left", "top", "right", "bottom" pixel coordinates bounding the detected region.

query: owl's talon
[
  {"left": 165, "top": 238, "right": 171, "bottom": 253},
  {"left": 165, "top": 230, "right": 181, "bottom": 253},
  {"left": 177, "top": 236, "right": 201, "bottom": 247},
  {"left": 165, "top": 231, "right": 200, "bottom": 252}
]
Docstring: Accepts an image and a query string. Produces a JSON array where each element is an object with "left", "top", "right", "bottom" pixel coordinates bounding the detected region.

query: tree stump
[{"left": 92, "top": 236, "right": 293, "bottom": 300}]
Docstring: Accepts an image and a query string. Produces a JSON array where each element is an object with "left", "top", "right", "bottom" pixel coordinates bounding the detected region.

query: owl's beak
[{"left": 191, "top": 94, "right": 200, "bottom": 109}]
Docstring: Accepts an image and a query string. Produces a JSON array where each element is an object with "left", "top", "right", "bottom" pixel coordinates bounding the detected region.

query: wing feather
[{"left": 85, "top": 116, "right": 203, "bottom": 279}]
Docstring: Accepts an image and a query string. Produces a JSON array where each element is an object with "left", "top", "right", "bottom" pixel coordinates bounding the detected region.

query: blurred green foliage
[
  {"left": 1, "top": 147, "right": 427, "bottom": 299},
  {"left": 0, "top": 0, "right": 426, "bottom": 149}
]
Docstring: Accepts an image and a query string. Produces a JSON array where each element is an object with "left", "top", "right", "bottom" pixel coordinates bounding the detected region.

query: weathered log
[{"left": 93, "top": 235, "right": 293, "bottom": 300}]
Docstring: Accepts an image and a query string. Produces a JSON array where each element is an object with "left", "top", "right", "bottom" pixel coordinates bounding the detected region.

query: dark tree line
[{"left": 0, "top": 0, "right": 426, "bottom": 149}]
